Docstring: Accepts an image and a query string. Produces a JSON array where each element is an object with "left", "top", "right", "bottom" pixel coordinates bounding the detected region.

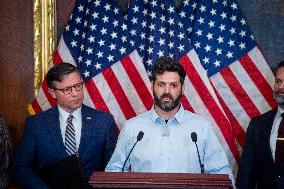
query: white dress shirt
[{"left": 58, "top": 106, "right": 82, "bottom": 150}]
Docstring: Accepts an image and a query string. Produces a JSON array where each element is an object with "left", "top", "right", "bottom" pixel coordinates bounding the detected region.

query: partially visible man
[
  {"left": 0, "top": 114, "right": 12, "bottom": 189},
  {"left": 13, "top": 63, "right": 118, "bottom": 189},
  {"left": 105, "top": 57, "right": 234, "bottom": 184},
  {"left": 236, "top": 61, "right": 284, "bottom": 189}
]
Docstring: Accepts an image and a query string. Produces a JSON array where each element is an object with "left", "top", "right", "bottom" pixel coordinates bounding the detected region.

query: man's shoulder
[
  {"left": 27, "top": 106, "right": 58, "bottom": 120},
  {"left": 251, "top": 108, "right": 277, "bottom": 121},
  {"left": 82, "top": 104, "right": 113, "bottom": 118}
]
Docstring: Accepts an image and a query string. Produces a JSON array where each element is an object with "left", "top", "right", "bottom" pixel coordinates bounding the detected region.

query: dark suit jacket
[
  {"left": 13, "top": 105, "right": 118, "bottom": 189},
  {"left": 236, "top": 109, "right": 284, "bottom": 189}
]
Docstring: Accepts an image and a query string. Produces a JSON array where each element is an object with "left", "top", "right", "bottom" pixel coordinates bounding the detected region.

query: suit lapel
[
  {"left": 47, "top": 106, "right": 68, "bottom": 157},
  {"left": 79, "top": 105, "right": 93, "bottom": 156},
  {"left": 264, "top": 109, "right": 278, "bottom": 166}
]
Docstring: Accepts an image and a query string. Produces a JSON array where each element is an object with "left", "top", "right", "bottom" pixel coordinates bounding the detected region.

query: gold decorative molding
[{"left": 33, "top": 0, "right": 57, "bottom": 95}]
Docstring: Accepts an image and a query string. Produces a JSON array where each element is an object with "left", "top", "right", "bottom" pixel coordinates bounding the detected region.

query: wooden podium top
[{"left": 89, "top": 172, "right": 233, "bottom": 189}]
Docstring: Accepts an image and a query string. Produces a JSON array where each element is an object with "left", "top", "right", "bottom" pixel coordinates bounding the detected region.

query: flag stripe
[
  {"left": 211, "top": 74, "right": 251, "bottom": 131},
  {"left": 212, "top": 85, "right": 246, "bottom": 148},
  {"left": 31, "top": 99, "right": 42, "bottom": 113},
  {"left": 220, "top": 67, "right": 261, "bottom": 118},
  {"left": 180, "top": 95, "right": 194, "bottom": 113},
  {"left": 111, "top": 59, "right": 147, "bottom": 115},
  {"left": 180, "top": 55, "right": 239, "bottom": 160},
  {"left": 120, "top": 54, "right": 153, "bottom": 110},
  {"left": 84, "top": 79, "right": 110, "bottom": 112},
  {"left": 239, "top": 54, "right": 277, "bottom": 109},
  {"left": 229, "top": 61, "right": 271, "bottom": 114},
  {"left": 92, "top": 73, "right": 127, "bottom": 127},
  {"left": 102, "top": 68, "right": 137, "bottom": 120},
  {"left": 41, "top": 81, "right": 57, "bottom": 107}
]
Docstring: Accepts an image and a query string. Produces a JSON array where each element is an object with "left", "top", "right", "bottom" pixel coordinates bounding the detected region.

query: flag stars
[
  {"left": 206, "top": 32, "right": 213, "bottom": 40},
  {"left": 203, "top": 57, "right": 210, "bottom": 64},
  {"left": 148, "top": 35, "right": 154, "bottom": 43},
  {"left": 199, "top": 5, "right": 206, "bottom": 12},
  {"left": 158, "top": 38, "right": 165, "bottom": 46},
  {"left": 226, "top": 51, "right": 233, "bottom": 58},
  {"left": 94, "top": 62, "right": 101, "bottom": 70},
  {"left": 177, "top": 44, "right": 185, "bottom": 52},
  {"left": 119, "top": 47, "right": 126, "bottom": 55},
  {"left": 100, "top": 27, "right": 107, "bottom": 35},
  {"left": 210, "top": 8, "right": 217, "bottom": 16},
  {"left": 157, "top": 50, "right": 164, "bottom": 57},
  {"left": 219, "top": 24, "right": 226, "bottom": 31},
  {"left": 94, "top": 0, "right": 100, "bottom": 7},
  {"left": 65, "top": 25, "right": 70, "bottom": 31},
  {"left": 178, "top": 32, "right": 185, "bottom": 40},
  {"left": 83, "top": 71, "right": 90, "bottom": 78},
  {"left": 92, "top": 12, "right": 99, "bottom": 19},
  {"left": 149, "top": 11, "right": 156, "bottom": 19},
  {"left": 229, "top": 27, "right": 236, "bottom": 34},
  {"left": 131, "top": 17, "right": 138, "bottom": 24},
  {"left": 113, "top": 20, "right": 118, "bottom": 27},
  {"left": 121, "top": 23, "right": 127, "bottom": 31},
  {"left": 85, "top": 59, "right": 91, "bottom": 66},
  {"left": 104, "top": 3, "right": 111, "bottom": 11},
  {"left": 88, "top": 36, "right": 95, "bottom": 43},
  {"left": 168, "top": 18, "right": 175, "bottom": 25},
  {"left": 167, "top": 5, "right": 175, "bottom": 13},
  {"left": 107, "top": 54, "right": 114, "bottom": 62},
  {"left": 75, "top": 17, "right": 81, "bottom": 24},
  {"left": 194, "top": 41, "right": 201, "bottom": 48},
  {"left": 147, "top": 47, "right": 154, "bottom": 54},
  {"left": 228, "top": 39, "right": 235, "bottom": 47},
  {"left": 168, "top": 41, "right": 174, "bottom": 49},
  {"left": 160, "top": 15, "right": 166, "bottom": 22},
  {"left": 90, "top": 24, "right": 96, "bottom": 31},
  {"left": 102, "top": 15, "right": 109, "bottom": 23},
  {"left": 239, "top": 30, "right": 246, "bottom": 37},
  {"left": 140, "top": 32, "right": 146, "bottom": 39},
  {"left": 208, "top": 21, "right": 215, "bottom": 28},
  {"left": 240, "top": 18, "right": 246, "bottom": 25},
  {"left": 217, "top": 36, "right": 224, "bottom": 43},
  {"left": 110, "top": 31, "right": 118, "bottom": 39},
  {"left": 78, "top": 4, "right": 84, "bottom": 12},
  {"left": 204, "top": 44, "right": 211, "bottom": 52},
  {"left": 98, "top": 39, "right": 105, "bottom": 46},
  {"left": 149, "top": 23, "right": 155, "bottom": 31},
  {"left": 73, "top": 29, "right": 79, "bottom": 36},
  {"left": 159, "top": 27, "right": 166, "bottom": 34},
  {"left": 86, "top": 47, "right": 93, "bottom": 55},
  {"left": 220, "top": 12, "right": 227, "bottom": 19},
  {"left": 121, "top": 36, "right": 127, "bottom": 43},
  {"left": 239, "top": 42, "right": 246, "bottom": 49},
  {"left": 196, "top": 29, "right": 202, "bottom": 36},
  {"left": 215, "top": 48, "right": 222, "bottom": 56},
  {"left": 133, "top": 5, "right": 139, "bottom": 13},
  {"left": 71, "top": 40, "right": 77, "bottom": 47},
  {"left": 214, "top": 60, "right": 221, "bottom": 67},
  {"left": 197, "top": 17, "right": 204, "bottom": 24},
  {"left": 78, "top": 56, "right": 82, "bottom": 62},
  {"left": 179, "top": 11, "right": 186, "bottom": 18},
  {"left": 96, "top": 51, "right": 103, "bottom": 58},
  {"left": 231, "top": 2, "right": 238, "bottom": 10},
  {"left": 109, "top": 43, "right": 116, "bottom": 51},
  {"left": 230, "top": 15, "right": 237, "bottom": 22}
]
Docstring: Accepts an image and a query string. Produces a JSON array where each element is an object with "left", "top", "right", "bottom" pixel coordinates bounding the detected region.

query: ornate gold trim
[{"left": 33, "top": 0, "right": 57, "bottom": 95}]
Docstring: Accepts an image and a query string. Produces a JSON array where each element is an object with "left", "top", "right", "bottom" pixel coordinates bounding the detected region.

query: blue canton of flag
[{"left": 179, "top": 0, "right": 256, "bottom": 76}]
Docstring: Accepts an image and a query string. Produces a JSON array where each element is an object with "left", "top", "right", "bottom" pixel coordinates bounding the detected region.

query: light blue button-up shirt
[{"left": 105, "top": 105, "right": 234, "bottom": 184}]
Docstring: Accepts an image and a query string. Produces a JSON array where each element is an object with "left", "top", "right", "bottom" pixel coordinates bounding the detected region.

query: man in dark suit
[
  {"left": 13, "top": 63, "right": 118, "bottom": 189},
  {"left": 236, "top": 61, "right": 284, "bottom": 189}
]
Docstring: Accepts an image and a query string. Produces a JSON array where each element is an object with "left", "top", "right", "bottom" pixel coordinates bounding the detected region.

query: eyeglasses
[{"left": 53, "top": 82, "right": 83, "bottom": 95}]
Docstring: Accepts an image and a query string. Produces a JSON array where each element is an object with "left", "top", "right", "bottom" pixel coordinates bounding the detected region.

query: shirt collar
[
  {"left": 58, "top": 106, "right": 82, "bottom": 123},
  {"left": 149, "top": 103, "right": 185, "bottom": 125}
]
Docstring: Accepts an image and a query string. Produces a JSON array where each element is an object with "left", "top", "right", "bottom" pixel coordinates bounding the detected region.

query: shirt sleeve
[{"left": 202, "top": 121, "right": 235, "bottom": 187}]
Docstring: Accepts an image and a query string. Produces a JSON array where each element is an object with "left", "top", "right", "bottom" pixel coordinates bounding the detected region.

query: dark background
[{"left": 0, "top": 0, "right": 283, "bottom": 159}]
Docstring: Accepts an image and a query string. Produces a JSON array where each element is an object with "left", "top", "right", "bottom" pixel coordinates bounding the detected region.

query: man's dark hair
[
  {"left": 151, "top": 56, "right": 186, "bottom": 84},
  {"left": 46, "top": 63, "right": 80, "bottom": 89},
  {"left": 275, "top": 61, "right": 284, "bottom": 75}
]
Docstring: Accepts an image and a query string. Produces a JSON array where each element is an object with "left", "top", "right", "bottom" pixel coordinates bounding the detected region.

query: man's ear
[{"left": 48, "top": 88, "right": 56, "bottom": 99}]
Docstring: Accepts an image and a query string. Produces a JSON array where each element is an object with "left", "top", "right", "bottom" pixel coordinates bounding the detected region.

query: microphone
[
  {"left": 121, "top": 131, "right": 144, "bottom": 172},
  {"left": 191, "top": 132, "right": 204, "bottom": 173}
]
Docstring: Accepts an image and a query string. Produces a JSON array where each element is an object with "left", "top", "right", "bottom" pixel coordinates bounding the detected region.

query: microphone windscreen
[
  {"left": 191, "top": 132, "right": 197, "bottom": 142},
  {"left": 137, "top": 131, "right": 144, "bottom": 141}
]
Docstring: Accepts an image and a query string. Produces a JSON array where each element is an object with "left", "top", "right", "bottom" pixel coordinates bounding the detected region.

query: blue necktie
[{"left": 65, "top": 114, "right": 76, "bottom": 155}]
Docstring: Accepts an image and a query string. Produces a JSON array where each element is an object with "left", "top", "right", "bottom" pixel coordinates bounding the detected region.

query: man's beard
[
  {"left": 154, "top": 91, "right": 182, "bottom": 112},
  {"left": 273, "top": 90, "right": 284, "bottom": 106}
]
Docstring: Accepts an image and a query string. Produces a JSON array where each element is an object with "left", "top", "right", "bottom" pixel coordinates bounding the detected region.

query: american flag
[
  {"left": 29, "top": 0, "right": 276, "bottom": 174},
  {"left": 177, "top": 0, "right": 276, "bottom": 150}
]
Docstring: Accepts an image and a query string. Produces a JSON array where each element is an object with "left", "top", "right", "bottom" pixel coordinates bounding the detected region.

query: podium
[{"left": 88, "top": 172, "right": 233, "bottom": 189}]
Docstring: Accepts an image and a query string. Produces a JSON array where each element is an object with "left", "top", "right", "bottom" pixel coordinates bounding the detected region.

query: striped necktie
[{"left": 65, "top": 114, "right": 76, "bottom": 155}]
